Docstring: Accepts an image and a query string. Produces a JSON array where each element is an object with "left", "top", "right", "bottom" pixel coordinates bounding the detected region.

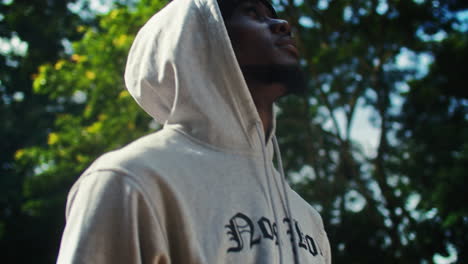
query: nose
[{"left": 270, "top": 18, "right": 292, "bottom": 36}]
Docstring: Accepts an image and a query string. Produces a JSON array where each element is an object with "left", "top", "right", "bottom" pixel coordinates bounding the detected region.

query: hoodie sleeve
[{"left": 57, "top": 170, "right": 169, "bottom": 264}]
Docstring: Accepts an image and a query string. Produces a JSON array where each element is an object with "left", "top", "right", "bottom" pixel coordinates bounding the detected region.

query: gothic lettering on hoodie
[
  {"left": 294, "top": 219, "right": 309, "bottom": 250},
  {"left": 294, "top": 219, "right": 320, "bottom": 256},
  {"left": 257, "top": 217, "right": 279, "bottom": 244},
  {"left": 225, "top": 212, "right": 261, "bottom": 252},
  {"left": 225, "top": 213, "right": 323, "bottom": 257}
]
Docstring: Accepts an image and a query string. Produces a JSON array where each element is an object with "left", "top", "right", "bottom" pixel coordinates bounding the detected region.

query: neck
[
  {"left": 240, "top": 64, "right": 305, "bottom": 139},
  {"left": 245, "top": 79, "right": 285, "bottom": 139}
]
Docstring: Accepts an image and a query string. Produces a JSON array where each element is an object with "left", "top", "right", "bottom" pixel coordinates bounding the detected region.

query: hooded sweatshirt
[{"left": 56, "top": 0, "right": 331, "bottom": 263}]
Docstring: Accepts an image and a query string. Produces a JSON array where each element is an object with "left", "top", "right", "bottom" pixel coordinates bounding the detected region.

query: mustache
[{"left": 240, "top": 64, "right": 307, "bottom": 95}]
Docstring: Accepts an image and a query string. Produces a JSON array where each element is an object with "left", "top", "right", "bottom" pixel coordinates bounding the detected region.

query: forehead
[{"left": 232, "top": 0, "right": 278, "bottom": 17}]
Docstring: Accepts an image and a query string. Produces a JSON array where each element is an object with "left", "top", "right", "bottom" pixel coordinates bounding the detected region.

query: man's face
[{"left": 224, "top": 0, "right": 299, "bottom": 67}]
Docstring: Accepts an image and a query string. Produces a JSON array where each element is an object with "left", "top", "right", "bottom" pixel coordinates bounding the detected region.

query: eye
[
  {"left": 243, "top": 5, "right": 265, "bottom": 20},
  {"left": 245, "top": 7, "right": 259, "bottom": 17}
]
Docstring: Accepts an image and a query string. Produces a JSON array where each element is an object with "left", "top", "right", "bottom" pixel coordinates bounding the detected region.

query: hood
[{"left": 125, "top": 0, "right": 272, "bottom": 153}]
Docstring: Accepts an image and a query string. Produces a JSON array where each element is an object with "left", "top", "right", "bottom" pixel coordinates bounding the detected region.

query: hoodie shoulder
[
  {"left": 82, "top": 128, "right": 190, "bottom": 180},
  {"left": 289, "top": 188, "right": 326, "bottom": 230}
]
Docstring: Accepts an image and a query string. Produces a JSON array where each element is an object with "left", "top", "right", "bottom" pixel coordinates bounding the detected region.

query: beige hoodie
[{"left": 56, "top": 0, "right": 331, "bottom": 263}]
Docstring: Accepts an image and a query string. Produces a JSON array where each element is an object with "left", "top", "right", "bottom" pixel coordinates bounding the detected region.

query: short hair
[{"left": 217, "top": 0, "right": 278, "bottom": 21}]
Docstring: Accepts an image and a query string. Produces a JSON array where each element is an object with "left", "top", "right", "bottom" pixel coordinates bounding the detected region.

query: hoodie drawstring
[
  {"left": 255, "top": 122, "right": 299, "bottom": 264},
  {"left": 255, "top": 123, "right": 285, "bottom": 264},
  {"left": 273, "top": 135, "right": 299, "bottom": 264}
]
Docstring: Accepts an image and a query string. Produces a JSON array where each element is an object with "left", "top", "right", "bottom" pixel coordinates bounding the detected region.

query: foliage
[
  {"left": 24, "top": 0, "right": 167, "bottom": 198},
  {"left": 0, "top": 0, "right": 86, "bottom": 262},
  {"left": 397, "top": 33, "right": 468, "bottom": 261}
]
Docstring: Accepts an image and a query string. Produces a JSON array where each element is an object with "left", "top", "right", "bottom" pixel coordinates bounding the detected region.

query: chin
[
  {"left": 273, "top": 56, "right": 300, "bottom": 66},
  {"left": 279, "top": 65, "right": 307, "bottom": 95},
  {"left": 240, "top": 64, "right": 307, "bottom": 95}
]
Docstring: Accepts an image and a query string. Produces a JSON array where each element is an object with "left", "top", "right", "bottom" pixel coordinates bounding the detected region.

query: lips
[{"left": 276, "top": 37, "right": 299, "bottom": 58}]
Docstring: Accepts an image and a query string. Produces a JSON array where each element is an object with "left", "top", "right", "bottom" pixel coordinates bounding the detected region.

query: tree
[
  {"left": 397, "top": 32, "right": 468, "bottom": 262},
  {"left": 0, "top": 0, "right": 88, "bottom": 262}
]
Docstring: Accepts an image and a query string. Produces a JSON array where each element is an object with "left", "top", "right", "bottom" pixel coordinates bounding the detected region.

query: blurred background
[{"left": 1, "top": 0, "right": 467, "bottom": 263}]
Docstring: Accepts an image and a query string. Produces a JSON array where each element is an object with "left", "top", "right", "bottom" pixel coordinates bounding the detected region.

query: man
[{"left": 57, "top": 0, "right": 331, "bottom": 263}]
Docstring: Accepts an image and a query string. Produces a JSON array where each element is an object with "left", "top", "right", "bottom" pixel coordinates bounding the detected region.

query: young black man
[{"left": 57, "top": 0, "right": 331, "bottom": 263}]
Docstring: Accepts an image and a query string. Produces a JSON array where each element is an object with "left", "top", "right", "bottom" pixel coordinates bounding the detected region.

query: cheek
[{"left": 227, "top": 23, "right": 275, "bottom": 66}]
